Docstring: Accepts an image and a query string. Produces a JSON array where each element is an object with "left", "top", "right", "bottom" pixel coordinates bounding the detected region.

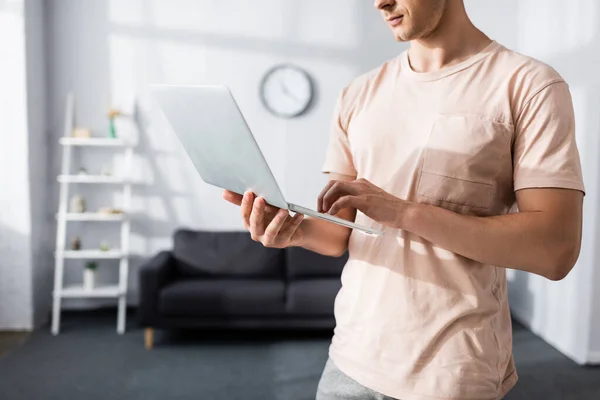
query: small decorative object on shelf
[
  {"left": 100, "top": 240, "right": 110, "bottom": 251},
  {"left": 84, "top": 261, "right": 97, "bottom": 291},
  {"left": 70, "top": 236, "right": 81, "bottom": 250},
  {"left": 107, "top": 108, "right": 123, "bottom": 139},
  {"left": 72, "top": 127, "right": 92, "bottom": 138},
  {"left": 70, "top": 194, "right": 86, "bottom": 213},
  {"left": 78, "top": 167, "right": 88, "bottom": 175},
  {"left": 98, "top": 207, "right": 123, "bottom": 215},
  {"left": 101, "top": 165, "right": 112, "bottom": 176}
]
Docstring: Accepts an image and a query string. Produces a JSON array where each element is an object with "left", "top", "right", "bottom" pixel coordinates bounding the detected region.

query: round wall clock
[{"left": 260, "top": 64, "right": 314, "bottom": 118}]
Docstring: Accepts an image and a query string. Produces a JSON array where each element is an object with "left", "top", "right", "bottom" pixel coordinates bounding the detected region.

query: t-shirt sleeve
[
  {"left": 512, "top": 81, "right": 585, "bottom": 194},
  {"left": 322, "top": 91, "right": 358, "bottom": 177}
]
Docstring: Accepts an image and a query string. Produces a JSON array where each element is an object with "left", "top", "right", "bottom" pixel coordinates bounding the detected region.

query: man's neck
[{"left": 407, "top": 3, "right": 491, "bottom": 73}]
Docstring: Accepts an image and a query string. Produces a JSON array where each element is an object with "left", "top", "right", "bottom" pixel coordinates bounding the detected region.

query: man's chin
[
  {"left": 393, "top": 33, "right": 411, "bottom": 43},
  {"left": 391, "top": 28, "right": 412, "bottom": 42}
]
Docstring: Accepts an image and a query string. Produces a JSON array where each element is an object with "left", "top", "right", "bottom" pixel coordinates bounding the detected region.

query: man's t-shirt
[{"left": 322, "top": 41, "right": 585, "bottom": 400}]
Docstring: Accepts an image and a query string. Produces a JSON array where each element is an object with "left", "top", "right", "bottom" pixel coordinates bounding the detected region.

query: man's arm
[
  {"left": 296, "top": 173, "right": 356, "bottom": 257},
  {"left": 320, "top": 179, "right": 583, "bottom": 281},
  {"left": 402, "top": 188, "right": 583, "bottom": 280}
]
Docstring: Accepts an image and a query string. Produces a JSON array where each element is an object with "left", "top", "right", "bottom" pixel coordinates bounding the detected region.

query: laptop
[{"left": 151, "top": 84, "right": 383, "bottom": 237}]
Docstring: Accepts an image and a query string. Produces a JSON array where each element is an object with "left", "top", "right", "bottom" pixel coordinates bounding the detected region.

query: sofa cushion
[
  {"left": 287, "top": 279, "right": 341, "bottom": 316},
  {"left": 285, "top": 247, "right": 347, "bottom": 279},
  {"left": 159, "top": 279, "right": 286, "bottom": 317},
  {"left": 173, "top": 230, "right": 284, "bottom": 278}
]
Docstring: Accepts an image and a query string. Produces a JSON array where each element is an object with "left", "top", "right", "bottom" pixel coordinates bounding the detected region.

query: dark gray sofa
[{"left": 138, "top": 229, "right": 347, "bottom": 348}]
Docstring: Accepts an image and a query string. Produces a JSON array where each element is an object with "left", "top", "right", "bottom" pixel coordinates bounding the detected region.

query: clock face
[{"left": 260, "top": 65, "right": 313, "bottom": 118}]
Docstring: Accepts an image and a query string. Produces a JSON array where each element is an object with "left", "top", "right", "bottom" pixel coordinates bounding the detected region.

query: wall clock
[{"left": 260, "top": 64, "right": 314, "bottom": 118}]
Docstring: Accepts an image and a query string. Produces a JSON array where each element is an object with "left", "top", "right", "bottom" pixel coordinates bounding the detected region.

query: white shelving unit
[
  {"left": 57, "top": 175, "right": 126, "bottom": 184},
  {"left": 51, "top": 93, "right": 134, "bottom": 335},
  {"left": 61, "top": 285, "right": 123, "bottom": 298},
  {"left": 59, "top": 137, "right": 128, "bottom": 147},
  {"left": 61, "top": 250, "right": 125, "bottom": 259},
  {"left": 59, "top": 212, "right": 125, "bottom": 222}
]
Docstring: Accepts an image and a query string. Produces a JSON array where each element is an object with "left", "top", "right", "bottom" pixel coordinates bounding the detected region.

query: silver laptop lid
[{"left": 152, "top": 85, "right": 289, "bottom": 210}]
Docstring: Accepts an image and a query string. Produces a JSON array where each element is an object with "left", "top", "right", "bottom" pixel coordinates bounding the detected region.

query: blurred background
[{"left": 0, "top": 0, "right": 599, "bottom": 399}]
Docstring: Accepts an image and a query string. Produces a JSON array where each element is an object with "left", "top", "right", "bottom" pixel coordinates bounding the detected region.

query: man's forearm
[
  {"left": 400, "top": 201, "right": 581, "bottom": 280},
  {"left": 295, "top": 217, "right": 352, "bottom": 257},
  {"left": 297, "top": 172, "right": 357, "bottom": 257}
]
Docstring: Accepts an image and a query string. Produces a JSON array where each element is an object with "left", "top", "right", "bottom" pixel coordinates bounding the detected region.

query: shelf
[
  {"left": 52, "top": 93, "right": 134, "bottom": 335},
  {"left": 59, "top": 250, "right": 125, "bottom": 259},
  {"left": 58, "top": 175, "right": 125, "bottom": 184},
  {"left": 59, "top": 212, "right": 125, "bottom": 221},
  {"left": 59, "top": 137, "right": 128, "bottom": 147},
  {"left": 58, "top": 285, "right": 123, "bottom": 298}
]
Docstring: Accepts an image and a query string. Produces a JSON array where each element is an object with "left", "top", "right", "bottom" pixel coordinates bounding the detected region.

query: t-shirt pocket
[{"left": 417, "top": 114, "right": 512, "bottom": 214}]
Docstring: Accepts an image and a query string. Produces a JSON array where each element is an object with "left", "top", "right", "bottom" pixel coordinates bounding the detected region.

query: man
[{"left": 224, "top": 0, "right": 585, "bottom": 398}]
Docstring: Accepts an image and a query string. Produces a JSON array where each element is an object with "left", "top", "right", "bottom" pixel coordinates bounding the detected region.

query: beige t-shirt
[{"left": 322, "top": 41, "right": 585, "bottom": 400}]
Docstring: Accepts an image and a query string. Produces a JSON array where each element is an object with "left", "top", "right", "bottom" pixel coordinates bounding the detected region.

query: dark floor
[
  {"left": 0, "top": 331, "right": 29, "bottom": 358},
  {"left": 0, "top": 310, "right": 598, "bottom": 400}
]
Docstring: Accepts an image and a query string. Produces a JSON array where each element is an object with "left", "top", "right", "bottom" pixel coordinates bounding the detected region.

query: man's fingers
[
  {"left": 322, "top": 181, "right": 357, "bottom": 213},
  {"left": 249, "top": 197, "right": 267, "bottom": 237},
  {"left": 263, "top": 202, "right": 280, "bottom": 217},
  {"left": 280, "top": 213, "right": 304, "bottom": 242},
  {"left": 263, "top": 209, "right": 290, "bottom": 244},
  {"left": 280, "top": 212, "right": 295, "bottom": 232},
  {"left": 241, "top": 192, "right": 255, "bottom": 229},
  {"left": 317, "top": 180, "right": 338, "bottom": 213},
  {"left": 328, "top": 195, "right": 359, "bottom": 216},
  {"left": 223, "top": 190, "right": 243, "bottom": 206},
  {"left": 228, "top": 190, "right": 278, "bottom": 213}
]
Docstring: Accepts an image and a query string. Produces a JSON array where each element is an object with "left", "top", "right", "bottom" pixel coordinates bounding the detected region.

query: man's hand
[
  {"left": 223, "top": 190, "right": 304, "bottom": 248},
  {"left": 318, "top": 178, "right": 408, "bottom": 228}
]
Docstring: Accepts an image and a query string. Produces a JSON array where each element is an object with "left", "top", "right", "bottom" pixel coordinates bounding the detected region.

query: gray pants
[{"left": 316, "top": 359, "right": 399, "bottom": 400}]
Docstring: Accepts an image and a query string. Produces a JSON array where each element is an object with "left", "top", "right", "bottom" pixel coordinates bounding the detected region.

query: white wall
[
  {"left": 45, "top": 0, "right": 403, "bottom": 308},
  {"left": 0, "top": 0, "right": 33, "bottom": 330},
  {"left": 25, "top": 0, "right": 51, "bottom": 329},
  {"left": 0, "top": 0, "right": 50, "bottom": 330},
  {"left": 466, "top": 0, "right": 600, "bottom": 364}
]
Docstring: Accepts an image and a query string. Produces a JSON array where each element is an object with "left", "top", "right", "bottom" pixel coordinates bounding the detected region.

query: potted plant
[{"left": 84, "top": 261, "right": 97, "bottom": 291}]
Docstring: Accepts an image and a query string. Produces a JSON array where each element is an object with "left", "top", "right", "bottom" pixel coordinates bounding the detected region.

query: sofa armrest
[{"left": 138, "top": 251, "right": 176, "bottom": 326}]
